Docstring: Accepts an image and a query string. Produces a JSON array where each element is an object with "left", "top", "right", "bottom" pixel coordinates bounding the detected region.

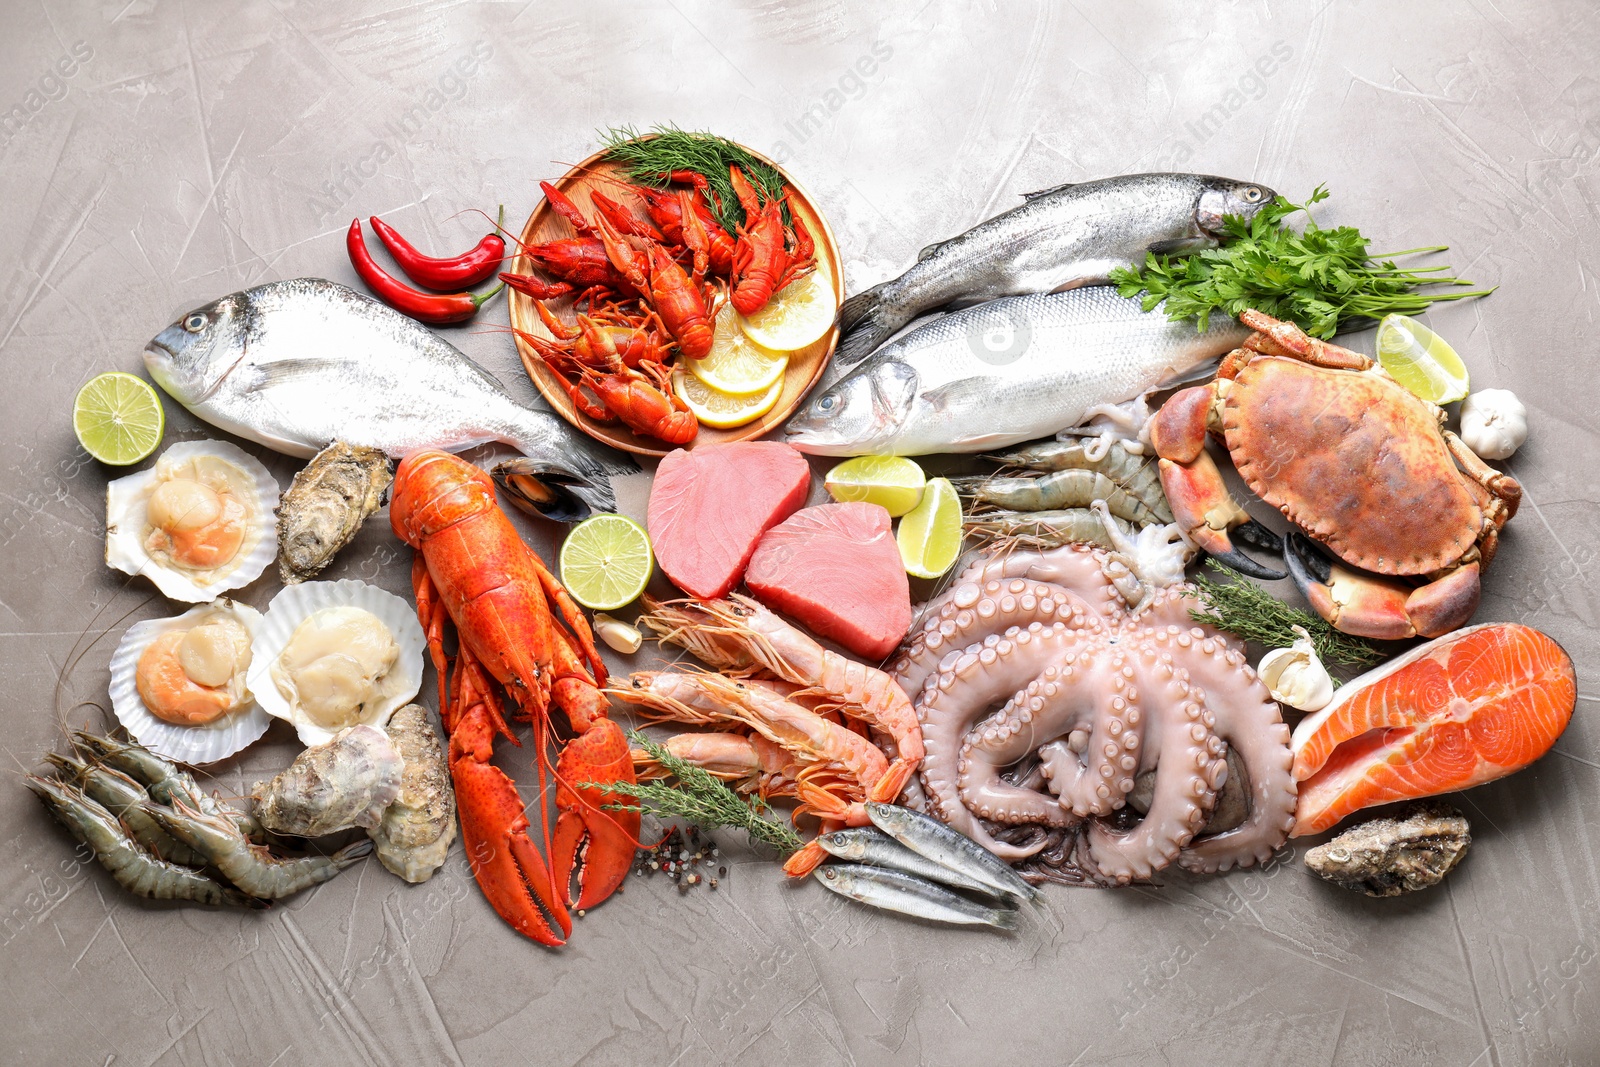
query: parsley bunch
[{"left": 1111, "top": 186, "right": 1493, "bottom": 338}]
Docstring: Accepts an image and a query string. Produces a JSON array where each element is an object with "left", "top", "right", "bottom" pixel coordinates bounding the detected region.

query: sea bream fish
[
  {"left": 785, "top": 286, "right": 1250, "bottom": 457},
  {"left": 143, "top": 278, "right": 633, "bottom": 521},
  {"left": 836, "top": 172, "right": 1272, "bottom": 366}
]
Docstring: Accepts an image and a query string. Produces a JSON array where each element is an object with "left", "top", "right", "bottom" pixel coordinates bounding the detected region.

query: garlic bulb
[
  {"left": 1459, "top": 388, "right": 1527, "bottom": 461},
  {"left": 593, "top": 613, "right": 643, "bottom": 655},
  {"left": 1257, "top": 626, "right": 1334, "bottom": 712}
]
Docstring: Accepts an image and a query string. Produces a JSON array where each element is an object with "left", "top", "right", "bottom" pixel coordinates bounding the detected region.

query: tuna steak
[
  {"left": 745, "top": 502, "right": 911, "bottom": 660},
  {"left": 648, "top": 442, "right": 811, "bottom": 599}
]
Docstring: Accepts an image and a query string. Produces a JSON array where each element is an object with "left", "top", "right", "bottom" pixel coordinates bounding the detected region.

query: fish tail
[
  {"left": 500, "top": 410, "right": 637, "bottom": 520},
  {"left": 835, "top": 280, "right": 899, "bottom": 366}
]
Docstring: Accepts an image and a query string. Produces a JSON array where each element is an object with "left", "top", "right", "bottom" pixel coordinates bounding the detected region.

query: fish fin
[
  {"left": 836, "top": 280, "right": 898, "bottom": 367},
  {"left": 917, "top": 379, "right": 1010, "bottom": 419},
  {"left": 1147, "top": 236, "right": 1213, "bottom": 256},
  {"left": 916, "top": 241, "right": 946, "bottom": 262},
  {"left": 1020, "top": 181, "right": 1077, "bottom": 201},
  {"left": 236, "top": 357, "right": 354, "bottom": 392}
]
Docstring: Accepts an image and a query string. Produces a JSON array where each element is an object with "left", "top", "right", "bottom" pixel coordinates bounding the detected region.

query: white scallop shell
[
  {"left": 249, "top": 579, "right": 425, "bottom": 746},
  {"left": 105, "top": 440, "right": 280, "bottom": 603},
  {"left": 108, "top": 600, "right": 271, "bottom": 764}
]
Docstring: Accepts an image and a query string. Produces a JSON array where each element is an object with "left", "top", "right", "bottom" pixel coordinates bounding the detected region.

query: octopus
[{"left": 889, "top": 543, "right": 1297, "bottom": 884}]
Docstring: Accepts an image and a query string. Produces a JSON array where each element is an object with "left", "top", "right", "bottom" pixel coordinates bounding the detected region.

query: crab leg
[{"left": 1284, "top": 532, "right": 1482, "bottom": 640}]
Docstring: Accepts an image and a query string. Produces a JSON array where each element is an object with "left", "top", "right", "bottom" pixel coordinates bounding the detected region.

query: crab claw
[
  {"left": 1156, "top": 449, "right": 1287, "bottom": 581},
  {"left": 1285, "top": 533, "right": 1481, "bottom": 640},
  {"left": 552, "top": 718, "right": 641, "bottom": 912},
  {"left": 450, "top": 709, "right": 572, "bottom": 946}
]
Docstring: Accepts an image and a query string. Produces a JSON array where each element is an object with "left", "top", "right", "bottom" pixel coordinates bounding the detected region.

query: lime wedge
[
  {"left": 738, "top": 270, "right": 837, "bottom": 353},
  {"left": 824, "top": 455, "right": 927, "bottom": 517},
  {"left": 896, "top": 477, "right": 963, "bottom": 579},
  {"left": 691, "top": 304, "right": 789, "bottom": 394},
  {"left": 558, "top": 513, "right": 654, "bottom": 611},
  {"left": 672, "top": 370, "right": 783, "bottom": 430},
  {"left": 73, "top": 372, "right": 165, "bottom": 465},
  {"left": 1375, "top": 314, "right": 1469, "bottom": 404}
]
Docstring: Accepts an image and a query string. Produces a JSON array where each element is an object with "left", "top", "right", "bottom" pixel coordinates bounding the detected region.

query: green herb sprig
[
  {"left": 584, "top": 732, "right": 803, "bottom": 855},
  {"left": 598, "top": 124, "right": 787, "bottom": 234},
  {"left": 1111, "top": 185, "right": 1494, "bottom": 338},
  {"left": 1188, "top": 561, "right": 1386, "bottom": 670}
]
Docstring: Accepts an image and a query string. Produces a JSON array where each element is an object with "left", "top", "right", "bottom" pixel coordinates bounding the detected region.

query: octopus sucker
[{"left": 901, "top": 543, "right": 1296, "bottom": 884}]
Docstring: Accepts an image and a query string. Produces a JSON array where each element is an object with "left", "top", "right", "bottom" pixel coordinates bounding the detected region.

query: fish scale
[{"left": 785, "top": 286, "right": 1251, "bottom": 456}]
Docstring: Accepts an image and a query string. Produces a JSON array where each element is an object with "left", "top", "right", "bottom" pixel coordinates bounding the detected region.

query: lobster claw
[
  {"left": 552, "top": 718, "right": 641, "bottom": 912},
  {"left": 450, "top": 725, "right": 573, "bottom": 947}
]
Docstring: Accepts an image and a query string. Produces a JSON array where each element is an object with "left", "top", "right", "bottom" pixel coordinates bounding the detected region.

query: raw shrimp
[
  {"left": 954, "top": 468, "right": 1168, "bottom": 525},
  {"left": 73, "top": 731, "right": 263, "bottom": 841},
  {"left": 141, "top": 798, "right": 370, "bottom": 900},
  {"left": 25, "top": 775, "right": 261, "bottom": 908},
  {"left": 44, "top": 752, "right": 207, "bottom": 867}
]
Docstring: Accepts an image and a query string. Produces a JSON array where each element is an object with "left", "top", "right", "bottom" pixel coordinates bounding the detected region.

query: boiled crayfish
[{"left": 390, "top": 450, "right": 638, "bottom": 945}]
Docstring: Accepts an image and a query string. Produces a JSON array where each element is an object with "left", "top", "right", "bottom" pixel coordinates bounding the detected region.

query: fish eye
[
  {"left": 817, "top": 394, "right": 837, "bottom": 411},
  {"left": 1242, "top": 186, "right": 1263, "bottom": 203},
  {"left": 183, "top": 313, "right": 207, "bottom": 332}
]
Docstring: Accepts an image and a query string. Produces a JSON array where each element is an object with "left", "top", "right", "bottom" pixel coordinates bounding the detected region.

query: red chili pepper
[
  {"left": 347, "top": 220, "right": 503, "bottom": 324},
  {"left": 368, "top": 206, "right": 506, "bottom": 290}
]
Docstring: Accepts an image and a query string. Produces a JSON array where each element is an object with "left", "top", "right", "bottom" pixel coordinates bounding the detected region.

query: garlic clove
[
  {"left": 593, "top": 613, "right": 643, "bottom": 655},
  {"left": 1257, "top": 625, "right": 1334, "bottom": 712}
]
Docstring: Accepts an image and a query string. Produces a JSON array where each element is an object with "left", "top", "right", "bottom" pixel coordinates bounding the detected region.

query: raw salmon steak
[
  {"left": 1290, "top": 623, "right": 1576, "bottom": 836},
  {"left": 745, "top": 502, "right": 911, "bottom": 660},
  {"left": 647, "top": 442, "right": 811, "bottom": 599}
]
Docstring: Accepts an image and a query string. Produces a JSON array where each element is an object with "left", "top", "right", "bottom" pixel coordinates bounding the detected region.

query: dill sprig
[
  {"left": 1111, "top": 185, "right": 1494, "bottom": 338},
  {"left": 585, "top": 732, "right": 803, "bottom": 855},
  {"left": 1188, "top": 561, "right": 1386, "bottom": 669},
  {"left": 598, "top": 124, "right": 787, "bottom": 233}
]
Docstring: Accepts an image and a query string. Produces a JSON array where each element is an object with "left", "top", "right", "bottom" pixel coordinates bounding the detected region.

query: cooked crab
[{"left": 1150, "top": 309, "right": 1521, "bottom": 639}]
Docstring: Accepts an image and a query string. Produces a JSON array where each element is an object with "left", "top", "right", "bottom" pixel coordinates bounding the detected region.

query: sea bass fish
[
  {"left": 144, "top": 278, "right": 632, "bottom": 520},
  {"left": 836, "top": 173, "right": 1272, "bottom": 365},
  {"left": 785, "top": 287, "right": 1250, "bottom": 457}
]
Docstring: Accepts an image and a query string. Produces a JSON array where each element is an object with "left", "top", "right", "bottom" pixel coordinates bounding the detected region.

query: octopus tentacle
[
  {"left": 1171, "top": 641, "right": 1297, "bottom": 874},
  {"left": 916, "top": 624, "right": 1090, "bottom": 859},
  {"left": 893, "top": 577, "right": 1100, "bottom": 696},
  {"left": 958, "top": 544, "right": 1127, "bottom": 621}
]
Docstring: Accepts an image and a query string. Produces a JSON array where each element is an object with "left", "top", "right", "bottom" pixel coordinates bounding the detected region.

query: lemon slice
[
  {"left": 824, "top": 456, "right": 927, "bottom": 518},
  {"left": 1375, "top": 314, "right": 1469, "bottom": 405},
  {"left": 897, "top": 477, "right": 963, "bottom": 579},
  {"left": 558, "top": 513, "right": 654, "bottom": 611},
  {"left": 738, "top": 270, "right": 837, "bottom": 352},
  {"left": 691, "top": 304, "right": 789, "bottom": 394},
  {"left": 673, "top": 371, "right": 784, "bottom": 430},
  {"left": 73, "top": 372, "right": 165, "bottom": 465}
]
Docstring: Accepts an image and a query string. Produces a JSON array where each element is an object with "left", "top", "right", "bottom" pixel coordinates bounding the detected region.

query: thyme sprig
[
  {"left": 1111, "top": 185, "right": 1494, "bottom": 338},
  {"left": 583, "top": 732, "right": 803, "bottom": 855},
  {"left": 1188, "top": 561, "right": 1387, "bottom": 669}
]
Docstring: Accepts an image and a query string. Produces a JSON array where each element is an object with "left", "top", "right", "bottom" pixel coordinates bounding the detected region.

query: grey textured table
[{"left": 2, "top": 2, "right": 1595, "bottom": 1064}]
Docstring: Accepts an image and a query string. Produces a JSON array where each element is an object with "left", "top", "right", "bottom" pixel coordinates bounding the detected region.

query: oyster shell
[
  {"left": 368, "top": 704, "right": 456, "bottom": 883},
  {"left": 1304, "top": 802, "right": 1470, "bottom": 897},
  {"left": 277, "top": 441, "right": 393, "bottom": 584},
  {"left": 253, "top": 724, "right": 404, "bottom": 836}
]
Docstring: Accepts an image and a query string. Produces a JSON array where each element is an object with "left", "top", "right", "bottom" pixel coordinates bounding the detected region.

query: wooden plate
[{"left": 507, "top": 143, "right": 844, "bottom": 458}]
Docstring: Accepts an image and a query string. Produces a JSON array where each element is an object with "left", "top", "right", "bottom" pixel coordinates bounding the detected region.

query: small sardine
[
  {"left": 836, "top": 172, "right": 1273, "bottom": 365},
  {"left": 818, "top": 826, "right": 1002, "bottom": 898},
  {"left": 866, "top": 801, "right": 1040, "bottom": 902},
  {"left": 812, "top": 863, "right": 1018, "bottom": 929}
]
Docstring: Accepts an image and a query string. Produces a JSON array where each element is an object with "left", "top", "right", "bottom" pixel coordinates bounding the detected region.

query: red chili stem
[
  {"left": 368, "top": 205, "right": 506, "bottom": 290},
  {"left": 347, "top": 219, "right": 503, "bottom": 324}
]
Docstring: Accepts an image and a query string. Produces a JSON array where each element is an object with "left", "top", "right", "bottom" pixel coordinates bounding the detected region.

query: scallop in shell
[
  {"left": 248, "top": 579, "right": 425, "bottom": 745},
  {"left": 108, "top": 600, "right": 271, "bottom": 763},
  {"left": 106, "top": 440, "right": 279, "bottom": 602},
  {"left": 252, "top": 724, "right": 405, "bottom": 836},
  {"left": 368, "top": 704, "right": 457, "bottom": 883}
]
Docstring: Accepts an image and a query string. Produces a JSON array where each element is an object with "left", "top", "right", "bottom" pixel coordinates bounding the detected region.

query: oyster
[
  {"left": 277, "top": 441, "right": 393, "bottom": 584},
  {"left": 1303, "top": 802, "right": 1470, "bottom": 897},
  {"left": 253, "top": 724, "right": 405, "bottom": 837},
  {"left": 368, "top": 704, "right": 456, "bottom": 883}
]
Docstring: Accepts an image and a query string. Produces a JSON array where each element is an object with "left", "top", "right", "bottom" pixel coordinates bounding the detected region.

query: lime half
[
  {"left": 673, "top": 370, "right": 783, "bottom": 429},
  {"left": 738, "top": 270, "right": 837, "bottom": 352},
  {"left": 559, "top": 514, "right": 654, "bottom": 611},
  {"left": 897, "top": 477, "right": 963, "bottom": 579},
  {"left": 691, "top": 304, "right": 789, "bottom": 394},
  {"left": 824, "top": 455, "right": 927, "bottom": 517},
  {"left": 1375, "top": 314, "right": 1469, "bottom": 405},
  {"left": 73, "top": 372, "right": 165, "bottom": 465}
]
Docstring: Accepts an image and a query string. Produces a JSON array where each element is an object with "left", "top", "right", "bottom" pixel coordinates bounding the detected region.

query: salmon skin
[{"left": 1290, "top": 623, "right": 1576, "bottom": 837}]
